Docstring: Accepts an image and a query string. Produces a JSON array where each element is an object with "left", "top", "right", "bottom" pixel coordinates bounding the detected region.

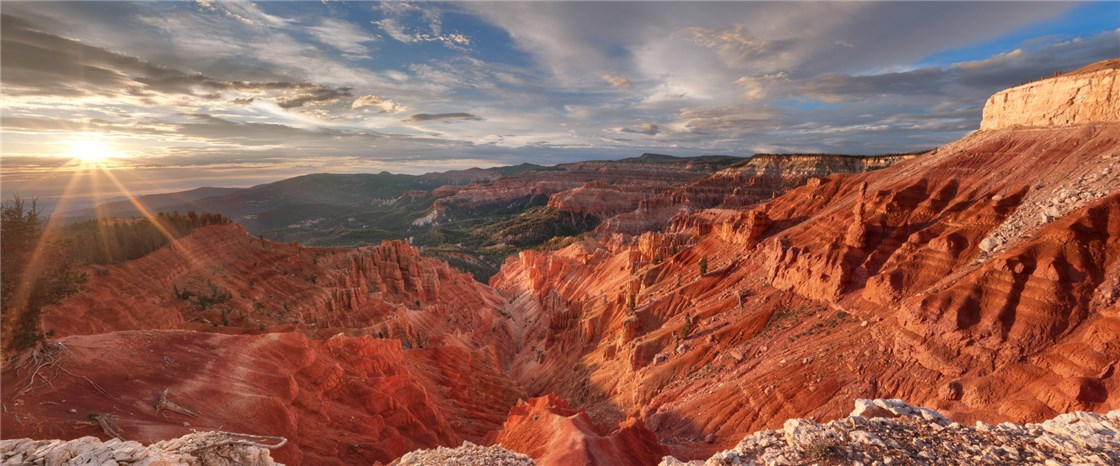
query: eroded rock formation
[{"left": 490, "top": 62, "right": 1120, "bottom": 461}]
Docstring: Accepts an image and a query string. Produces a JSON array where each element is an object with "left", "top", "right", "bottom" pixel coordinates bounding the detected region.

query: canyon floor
[{"left": 2, "top": 60, "right": 1118, "bottom": 466}]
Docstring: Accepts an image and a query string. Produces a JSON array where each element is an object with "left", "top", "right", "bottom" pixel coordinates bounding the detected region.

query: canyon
[{"left": 2, "top": 60, "right": 1118, "bottom": 466}]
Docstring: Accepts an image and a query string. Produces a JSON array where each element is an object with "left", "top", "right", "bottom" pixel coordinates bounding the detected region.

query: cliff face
[
  {"left": 980, "top": 59, "right": 1119, "bottom": 131},
  {"left": 432, "top": 157, "right": 739, "bottom": 221},
  {"left": 490, "top": 62, "right": 1120, "bottom": 461},
  {"left": 601, "top": 153, "right": 915, "bottom": 234}
]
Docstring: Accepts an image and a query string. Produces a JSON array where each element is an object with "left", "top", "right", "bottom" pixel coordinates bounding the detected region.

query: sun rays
[
  {"left": 8, "top": 138, "right": 239, "bottom": 320},
  {"left": 65, "top": 139, "right": 120, "bottom": 165}
]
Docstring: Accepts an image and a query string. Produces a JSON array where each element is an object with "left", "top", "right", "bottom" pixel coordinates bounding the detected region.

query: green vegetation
[
  {"left": 173, "top": 280, "right": 232, "bottom": 311},
  {"left": 680, "top": 313, "right": 694, "bottom": 339},
  {"left": 65, "top": 211, "right": 231, "bottom": 265},
  {"left": 698, "top": 256, "right": 709, "bottom": 277},
  {"left": 1, "top": 196, "right": 88, "bottom": 351},
  {"left": 71, "top": 157, "right": 747, "bottom": 282}
]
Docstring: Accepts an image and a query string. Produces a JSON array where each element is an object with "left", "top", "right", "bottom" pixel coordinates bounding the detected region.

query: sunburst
[{"left": 65, "top": 138, "right": 121, "bottom": 166}]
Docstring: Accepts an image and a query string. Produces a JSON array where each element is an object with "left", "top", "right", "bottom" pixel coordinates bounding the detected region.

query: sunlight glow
[{"left": 66, "top": 139, "right": 120, "bottom": 165}]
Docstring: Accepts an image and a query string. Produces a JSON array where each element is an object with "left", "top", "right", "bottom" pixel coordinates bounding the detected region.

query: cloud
[
  {"left": 371, "top": 3, "right": 471, "bottom": 48},
  {"left": 685, "top": 24, "right": 796, "bottom": 69},
  {"left": 0, "top": 13, "right": 353, "bottom": 108},
  {"left": 790, "top": 29, "right": 1120, "bottom": 103},
  {"left": 405, "top": 113, "right": 484, "bottom": 122},
  {"left": 305, "top": 18, "right": 379, "bottom": 57},
  {"left": 275, "top": 87, "right": 352, "bottom": 109},
  {"left": 193, "top": 0, "right": 289, "bottom": 28},
  {"left": 373, "top": 18, "right": 471, "bottom": 46},
  {"left": 2, "top": 0, "right": 1113, "bottom": 199},
  {"left": 615, "top": 123, "right": 660, "bottom": 135},
  {"left": 602, "top": 74, "right": 632, "bottom": 90},
  {"left": 668, "top": 105, "right": 780, "bottom": 139},
  {"left": 351, "top": 95, "right": 407, "bottom": 113},
  {"left": 734, "top": 72, "right": 789, "bottom": 100}
]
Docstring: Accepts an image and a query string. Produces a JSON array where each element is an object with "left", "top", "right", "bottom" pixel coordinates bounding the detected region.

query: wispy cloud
[
  {"left": 352, "top": 95, "right": 407, "bottom": 113},
  {"left": 614, "top": 123, "right": 660, "bottom": 136},
  {"left": 2, "top": 1, "right": 1114, "bottom": 204},
  {"left": 306, "top": 18, "right": 380, "bottom": 58},
  {"left": 405, "top": 113, "right": 484, "bottom": 123},
  {"left": 602, "top": 74, "right": 632, "bottom": 90}
]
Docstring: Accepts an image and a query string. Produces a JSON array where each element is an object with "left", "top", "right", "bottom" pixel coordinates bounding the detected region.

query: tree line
[
  {"left": 1, "top": 195, "right": 230, "bottom": 352},
  {"left": 65, "top": 210, "right": 231, "bottom": 265}
]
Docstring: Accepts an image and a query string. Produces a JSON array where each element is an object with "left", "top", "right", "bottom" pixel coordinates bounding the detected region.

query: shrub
[{"left": 680, "top": 313, "right": 694, "bottom": 339}]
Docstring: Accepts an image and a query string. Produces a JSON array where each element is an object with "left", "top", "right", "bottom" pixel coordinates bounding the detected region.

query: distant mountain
[
  {"left": 56, "top": 186, "right": 239, "bottom": 220},
  {"left": 71, "top": 152, "right": 915, "bottom": 280},
  {"left": 618, "top": 153, "right": 739, "bottom": 164}
]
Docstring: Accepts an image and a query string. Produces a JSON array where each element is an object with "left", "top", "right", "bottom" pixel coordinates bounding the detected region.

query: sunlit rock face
[
  {"left": 489, "top": 63, "right": 1120, "bottom": 461},
  {"left": 980, "top": 59, "right": 1120, "bottom": 131}
]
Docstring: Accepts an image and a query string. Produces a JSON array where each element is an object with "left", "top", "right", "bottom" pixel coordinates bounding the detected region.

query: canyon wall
[
  {"left": 491, "top": 63, "right": 1120, "bottom": 461},
  {"left": 980, "top": 58, "right": 1119, "bottom": 131}
]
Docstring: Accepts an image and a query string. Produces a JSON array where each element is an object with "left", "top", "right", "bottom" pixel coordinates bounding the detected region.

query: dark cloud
[
  {"left": 686, "top": 24, "right": 796, "bottom": 69},
  {"left": 792, "top": 30, "right": 1120, "bottom": 103},
  {"left": 275, "top": 87, "right": 352, "bottom": 109},
  {"left": 0, "top": 14, "right": 349, "bottom": 104},
  {"left": 618, "top": 123, "right": 661, "bottom": 135},
  {"left": 405, "top": 112, "right": 484, "bottom": 122}
]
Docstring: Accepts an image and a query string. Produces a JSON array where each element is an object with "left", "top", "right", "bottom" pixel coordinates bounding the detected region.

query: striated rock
[
  {"left": 0, "top": 431, "right": 283, "bottom": 466},
  {"left": 434, "top": 155, "right": 739, "bottom": 221},
  {"left": 980, "top": 59, "right": 1119, "bottom": 131},
  {"left": 602, "top": 153, "right": 915, "bottom": 234},
  {"left": 0, "top": 331, "right": 523, "bottom": 466},
  {"left": 491, "top": 395, "right": 669, "bottom": 466},
  {"left": 490, "top": 60, "right": 1120, "bottom": 462},
  {"left": 844, "top": 182, "right": 869, "bottom": 249},
  {"left": 660, "top": 400, "right": 1120, "bottom": 466},
  {"left": 39, "top": 225, "right": 519, "bottom": 362}
]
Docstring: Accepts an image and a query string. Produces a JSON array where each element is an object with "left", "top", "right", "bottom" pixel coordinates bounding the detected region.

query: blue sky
[{"left": 1, "top": 1, "right": 1117, "bottom": 207}]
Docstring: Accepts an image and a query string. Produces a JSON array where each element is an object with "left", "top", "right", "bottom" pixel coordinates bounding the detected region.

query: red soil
[
  {"left": 492, "top": 124, "right": 1120, "bottom": 460},
  {"left": 490, "top": 394, "right": 668, "bottom": 466}
]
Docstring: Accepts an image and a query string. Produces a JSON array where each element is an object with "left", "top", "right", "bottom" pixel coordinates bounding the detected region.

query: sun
[{"left": 66, "top": 139, "right": 119, "bottom": 165}]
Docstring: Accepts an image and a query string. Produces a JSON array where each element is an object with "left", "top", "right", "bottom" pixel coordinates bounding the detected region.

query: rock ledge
[{"left": 661, "top": 399, "right": 1120, "bottom": 466}]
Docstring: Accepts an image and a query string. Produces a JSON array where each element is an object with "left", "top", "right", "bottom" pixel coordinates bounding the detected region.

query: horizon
[{"left": 2, "top": 1, "right": 1118, "bottom": 212}]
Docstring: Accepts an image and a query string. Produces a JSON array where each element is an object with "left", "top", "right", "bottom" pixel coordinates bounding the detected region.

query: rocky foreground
[
  {"left": 0, "top": 431, "right": 285, "bottom": 466},
  {"left": 392, "top": 441, "right": 534, "bottom": 466},
  {"left": 8, "top": 399, "right": 1112, "bottom": 465},
  {"left": 661, "top": 399, "right": 1120, "bottom": 466}
]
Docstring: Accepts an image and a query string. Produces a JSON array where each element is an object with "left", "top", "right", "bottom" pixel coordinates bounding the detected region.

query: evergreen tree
[{"left": 1, "top": 196, "right": 87, "bottom": 350}]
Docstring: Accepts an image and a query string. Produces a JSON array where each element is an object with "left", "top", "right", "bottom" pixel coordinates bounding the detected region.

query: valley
[{"left": 2, "top": 59, "right": 1118, "bottom": 466}]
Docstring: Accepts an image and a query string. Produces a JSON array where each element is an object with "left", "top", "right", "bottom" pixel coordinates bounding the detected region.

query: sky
[{"left": 1, "top": 1, "right": 1118, "bottom": 211}]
